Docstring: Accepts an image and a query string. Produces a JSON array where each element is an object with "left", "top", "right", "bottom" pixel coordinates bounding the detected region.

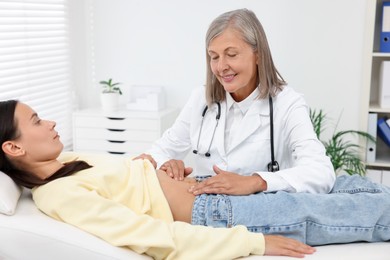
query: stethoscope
[{"left": 193, "top": 96, "right": 280, "bottom": 172}]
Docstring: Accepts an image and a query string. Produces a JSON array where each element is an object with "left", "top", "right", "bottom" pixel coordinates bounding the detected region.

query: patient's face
[{"left": 13, "top": 103, "right": 63, "bottom": 162}]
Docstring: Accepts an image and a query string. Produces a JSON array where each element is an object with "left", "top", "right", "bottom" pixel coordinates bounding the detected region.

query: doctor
[{"left": 137, "top": 9, "right": 335, "bottom": 195}]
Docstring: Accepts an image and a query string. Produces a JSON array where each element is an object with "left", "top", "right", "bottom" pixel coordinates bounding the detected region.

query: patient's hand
[{"left": 264, "top": 235, "right": 316, "bottom": 258}]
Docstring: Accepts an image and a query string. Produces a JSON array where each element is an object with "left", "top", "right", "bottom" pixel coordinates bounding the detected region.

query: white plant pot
[{"left": 100, "top": 92, "right": 120, "bottom": 112}]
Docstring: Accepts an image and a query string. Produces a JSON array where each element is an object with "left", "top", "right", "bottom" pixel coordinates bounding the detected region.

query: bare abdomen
[{"left": 156, "top": 170, "right": 196, "bottom": 223}]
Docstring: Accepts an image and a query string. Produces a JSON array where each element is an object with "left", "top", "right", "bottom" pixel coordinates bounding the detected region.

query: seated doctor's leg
[{"left": 191, "top": 175, "right": 390, "bottom": 246}]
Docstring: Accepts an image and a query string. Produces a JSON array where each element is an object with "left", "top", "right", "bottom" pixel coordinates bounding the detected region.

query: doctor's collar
[{"left": 226, "top": 87, "right": 260, "bottom": 115}]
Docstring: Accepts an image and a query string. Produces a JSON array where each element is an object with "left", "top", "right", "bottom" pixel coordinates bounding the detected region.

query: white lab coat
[{"left": 148, "top": 86, "right": 335, "bottom": 193}]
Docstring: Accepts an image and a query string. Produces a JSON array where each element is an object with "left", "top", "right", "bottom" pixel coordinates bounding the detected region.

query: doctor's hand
[
  {"left": 160, "top": 159, "right": 193, "bottom": 181},
  {"left": 133, "top": 153, "right": 157, "bottom": 168},
  {"left": 188, "top": 165, "right": 267, "bottom": 195},
  {"left": 264, "top": 235, "right": 316, "bottom": 257}
]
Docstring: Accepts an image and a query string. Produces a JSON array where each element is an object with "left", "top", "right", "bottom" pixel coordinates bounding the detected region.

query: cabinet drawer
[
  {"left": 72, "top": 108, "right": 178, "bottom": 156},
  {"left": 74, "top": 116, "right": 160, "bottom": 130},
  {"left": 74, "top": 128, "right": 160, "bottom": 142}
]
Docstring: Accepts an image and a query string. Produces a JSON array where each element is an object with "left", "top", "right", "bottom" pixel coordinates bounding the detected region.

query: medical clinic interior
[{"left": 1, "top": 0, "right": 390, "bottom": 259}]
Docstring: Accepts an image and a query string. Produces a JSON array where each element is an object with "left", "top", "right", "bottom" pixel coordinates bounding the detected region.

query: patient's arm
[{"left": 33, "top": 177, "right": 267, "bottom": 259}]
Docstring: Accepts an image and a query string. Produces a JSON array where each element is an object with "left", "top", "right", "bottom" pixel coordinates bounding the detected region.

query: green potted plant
[
  {"left": 310, "top": 109, "right": 375, "bottom": 176},
  {"left": 99, "top": 78, "right": 122, "bottom": 112}
]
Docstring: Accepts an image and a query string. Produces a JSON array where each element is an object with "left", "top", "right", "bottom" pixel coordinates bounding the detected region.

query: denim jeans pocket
[
  {"left": 211, "top": 195, "right": 229, "bottom": 220},
  {"left": 209, "top": 195, "right": 232, "bottom": 227}
]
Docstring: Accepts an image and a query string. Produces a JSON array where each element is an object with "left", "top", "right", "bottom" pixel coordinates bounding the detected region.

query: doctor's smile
[{"left": 220, "top": 74, "right": 236, "bottom": 83}]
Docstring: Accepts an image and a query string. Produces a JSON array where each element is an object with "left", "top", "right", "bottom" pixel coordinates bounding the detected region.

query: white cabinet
[
  {"left": 73, "top": 108, "right": 178, "bottom": 156},
  {"left": 362, "top": 0, "right": 390, "bottom": 179}
]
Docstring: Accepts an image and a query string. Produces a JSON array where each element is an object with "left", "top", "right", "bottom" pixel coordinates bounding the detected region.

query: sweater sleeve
[{"left": 32, "top": 181, "right": 264, "bottom": 260}]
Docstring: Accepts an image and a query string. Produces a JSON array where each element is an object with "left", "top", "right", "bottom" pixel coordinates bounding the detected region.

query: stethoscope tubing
[
  {"left": 193, "top": 97, "right": 279, "bottom": 172},
  {"left": 193, "top": 102, "right": 221, "bottom": 157}
]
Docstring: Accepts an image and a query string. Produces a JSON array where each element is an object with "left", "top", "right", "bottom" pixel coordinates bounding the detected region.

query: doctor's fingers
[
  {"left": 189, "top": 174, "right": 260, "bottom": 195},
  {"left": 160, "top": 159, "right": 186, "bottom": 180},
  {"left": 189, "top": 177, "right": 232, "bottom": 194},
  {"left": 190, "top": 182, "right": 232, "bottom": 195},
  {"left": 133, "top": 153, "right": 157, "bottom": 168}
]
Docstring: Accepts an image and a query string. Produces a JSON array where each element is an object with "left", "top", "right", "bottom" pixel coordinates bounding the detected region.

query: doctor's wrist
[{"left": 252, "top": 174, "right": 267, "bottom": 192}]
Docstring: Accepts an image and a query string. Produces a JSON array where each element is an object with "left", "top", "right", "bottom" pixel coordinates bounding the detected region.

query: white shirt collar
[{"left": 226, "top": 87, "right": 260, "bottom": 114}]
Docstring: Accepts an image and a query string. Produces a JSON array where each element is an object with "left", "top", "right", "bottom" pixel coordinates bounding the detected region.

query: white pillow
[{"left": 0, "top": 171, "right": 22, "bottom": 215}]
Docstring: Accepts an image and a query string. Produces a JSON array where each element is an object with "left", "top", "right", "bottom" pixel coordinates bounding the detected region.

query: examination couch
[{"left": 1, "top": 173, "right": 389, "bottom": 260}]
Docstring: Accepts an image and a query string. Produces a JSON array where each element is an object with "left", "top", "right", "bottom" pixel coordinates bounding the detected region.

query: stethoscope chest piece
[{"left": 267, "top": 160, "right": 280, "bottom": 172}]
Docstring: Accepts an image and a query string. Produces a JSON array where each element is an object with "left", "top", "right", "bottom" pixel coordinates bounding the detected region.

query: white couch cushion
[
  {"left": 0, "top": 171, "right": 22, "bottom": 215},
  {"left": 0, "top": 189, "right": 151, "bottom": 259}
]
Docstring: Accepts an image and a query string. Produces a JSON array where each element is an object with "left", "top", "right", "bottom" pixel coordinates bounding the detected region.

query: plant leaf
[
  {"left": 310, "top": 109, "right": 327, "bottom": 139},
  {"left": 311, "top": 109, "right": 373, "bottom": 176}
]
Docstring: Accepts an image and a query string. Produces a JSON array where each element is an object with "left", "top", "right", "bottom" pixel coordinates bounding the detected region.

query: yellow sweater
[{"left": 32, "top": 152, "right": 265, "bottom": 260}]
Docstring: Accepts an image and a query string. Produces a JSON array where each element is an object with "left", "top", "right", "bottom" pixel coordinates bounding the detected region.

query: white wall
[{"left": 70, "top": 0, "right": 367, "bottom": 136}]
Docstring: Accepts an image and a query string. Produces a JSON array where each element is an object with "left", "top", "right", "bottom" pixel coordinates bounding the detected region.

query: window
[{"left": 0, "top": 0, "right": 73, "bottom": 150}]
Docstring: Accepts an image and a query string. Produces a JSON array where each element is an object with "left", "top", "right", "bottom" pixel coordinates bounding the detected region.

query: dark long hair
[{"left": 0, "top": 100, "right": 92, "bottom": 189}]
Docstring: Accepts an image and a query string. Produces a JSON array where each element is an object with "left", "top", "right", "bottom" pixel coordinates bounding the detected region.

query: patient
[
  {"left": 0, "top": 99, "right": 314, "bottom": 259},
  {"left": 1, "top": 100, "right": 390, "bottom": 260}
]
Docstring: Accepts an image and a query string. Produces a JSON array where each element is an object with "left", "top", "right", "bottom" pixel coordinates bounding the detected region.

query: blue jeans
[{"left": 191, "top": 175, "right": 390, "bottom": 245}]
